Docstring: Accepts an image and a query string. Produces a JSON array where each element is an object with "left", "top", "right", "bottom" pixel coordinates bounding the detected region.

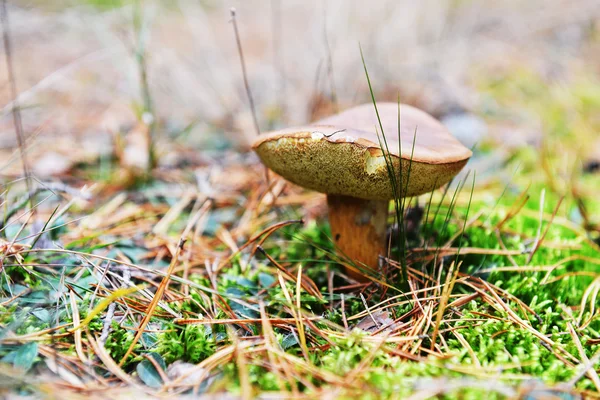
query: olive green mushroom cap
[{"left": 252, "top": 102, "right": 472, "bottom": 201}]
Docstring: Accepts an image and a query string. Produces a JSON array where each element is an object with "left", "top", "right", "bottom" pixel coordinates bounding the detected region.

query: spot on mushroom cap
[{"left": 252, "top": 102, "right": 472, "bottom": 200}]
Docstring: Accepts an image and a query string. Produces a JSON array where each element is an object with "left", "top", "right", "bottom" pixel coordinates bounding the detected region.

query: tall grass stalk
[
  {"left": 133, "top": 0, "right": 157, "bottom": 172},
  {"left": 1, "top": 0, "right": 34, "bottom": 211},
  {"left": 360, "top": 45, "right": 417, "bottom": 282}
]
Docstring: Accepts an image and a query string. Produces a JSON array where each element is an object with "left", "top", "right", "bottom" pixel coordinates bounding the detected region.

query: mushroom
[{"left": 252, "top": 102, "right": 472, "bottom": 279}]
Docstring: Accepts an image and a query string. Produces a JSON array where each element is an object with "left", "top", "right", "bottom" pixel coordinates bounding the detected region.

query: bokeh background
[
  {"left": 1, "top": 3, "right": 600, "bottom": 397},
  {"left": 2, "top": 0, "right": 599, "bottom": 180}
]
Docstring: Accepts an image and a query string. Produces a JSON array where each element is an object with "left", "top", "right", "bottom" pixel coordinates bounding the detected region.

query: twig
[
  {"left": 229, "top": 6, "right": 271, "bottom": 190},
  {"left": 565, "top": 322, "right": 600, "bottom": 391},
  {"left": 87, "top": 331, "right": 141, "bottom": 387},
  {"left": 340, "top": 294, "right": 348, "bottom": 330},
  {"left": 99, "top": 302, "right": 117, "bottom": 346},
  {"left": 1, "top": 0, "right": 33, "bottom": 209},
  {"left": 89, "top": 261, "right": 111, "bottom": 313},
  {"left": 133, "top": 0, "right": 157, "bottom": 171},
  {"left": 100, "top": 266, "right": 130, "bottom": 345},
  {"left": 322, "top": 3, "right": 337, "bottom": 112},
  {"left": 257, "top": 246, "right": 321, "bottom": 299},
  {"left": 271, "top": 0, "right": 286, "bottom": 115},
  {"left": 360, "top": 293, "right": 380, "bottom": 329},
  {"left": 231, "top": 327, "right": 252, "bottom": 400},
  {"left": 230, "top": 7, "right": 260, "bottom": 137}
]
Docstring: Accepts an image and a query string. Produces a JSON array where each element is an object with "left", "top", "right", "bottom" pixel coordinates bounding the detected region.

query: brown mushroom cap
[{"left": 252, "top": 102, "right": 472, "bottom": 200}]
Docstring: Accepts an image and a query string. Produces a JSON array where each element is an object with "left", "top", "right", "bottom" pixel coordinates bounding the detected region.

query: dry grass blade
[
  {"left": 452, "top": 329, "right": 481, "bottom": 368},
  {"left": 463, "top": 277, "right": 540, "bottom": 323},
  {"left": 258, "top": 246, "right": 322, "bottom": 299},
  {"left": 152, "top": 193, "right": 195, "bottom": 235},
  {"left": 479, "top": 280, "right": 578, "bottom": 365},
  {"left": 70, "top": 286, "right": 140, "bottom": 332},
  {"left": 566, "top": 322, "right": 600, "bottom": 391},
  {"left": 259, "top": 301, "right": 298, "bottom": 394},
  {"left": 219, "top": 219, "right": 303, "bottom": 270},
  {"left": 577, "top": 276, "right": 600, "bottom": 328},
  {"left": 267, "top": 346, "right": 346, "bottom": 385},
  {"left": 277, "top": 271, "right": 309, "bottom": 361},
  {"left": 230, "top": 7, "right": 260, "bottom": 137},
  {"left": 3, "top": 323, "right": 72, "bottom": 342},
  {"left": 69, "top": 290, "right": 87, "bottom": 364},
  {"left": 164, "top": 340, "right": 265, "bottom": 391},
  {"left": 340, "top": 293, "right": 349, "bottom": 330},
  {"left": 231, "top": 327, "right": 253, "bottom": 400},
  {"left": 0, "top": 208, "right": 34, "bottom": 269},
  {"left": 295, "top": 265, "right": 308, "bottom": 360},
  {"left": 430, "top": 261, "right": 459, "bottom": 351},
  {"left": 118, "top": 238, "right": 185, "bottom": 366},
  {"left": 174, "top": 316, "right": 322, "bottom": 325},
  {"left": 359, "top": 293, "right": 380, "bottom": 330},
  {"left": 87, "top": 330, "right": 140, "bottom": 387},
  {"left": 526, "top": 195, "right": 564, "bottom": 264},
  {"left": 411, "top": 247, "right": 524, "bottom": 257},
  {"left": 345, "top": 334, "right": 389, "bottom": 383},
  {"left": 1, "top": 0, "right": 33, "bottom": 208},
  {"left": 495, "top": 186, "right": 530, "bottom": 230},
  {"left": 17, "top": 248, "right": 226, "bottom": 299}
]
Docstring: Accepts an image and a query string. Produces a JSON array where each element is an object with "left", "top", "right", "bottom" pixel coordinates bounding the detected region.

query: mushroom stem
[{"left": 327, "top": 194, "right": 389, "bottom": 280}]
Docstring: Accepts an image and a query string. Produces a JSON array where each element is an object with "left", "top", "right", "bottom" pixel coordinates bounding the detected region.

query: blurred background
[
  {"left": 1, "top": 3, "right": 600, "bottom": 396},
  {"left": 1, "top": 0, "right": 599, "bottom": 182}
]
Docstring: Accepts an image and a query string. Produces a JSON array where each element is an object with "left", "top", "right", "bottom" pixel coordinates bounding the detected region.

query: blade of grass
[
  {"left": 1, "top": 0, "right": 33, "bottom": 211},
  {"left": 277, "top": 271, "right": 308, "bottom": 361},
  {"left": 69, "top": 290, "right": 87, "bottom": 364},
  {"left": 230, "top": 7, "right": 260, "bottom": 137},
  {"left": 71, "top": 286, "right": 139, "bottom": 332},
  {"left": 295, "top": 265, "right": 308, "bottom": 360},
  {"left": 454, "top": 172, "right": 476, "bottom": 267},
  {"left": 87, "top": 330, "right": 140, "bottom": 387},
  {"left": 359, "top": 44, "right": 408, "bottom": 281},
  {"left": 526, "top": 195, "right": 564, "bottom": 264}
]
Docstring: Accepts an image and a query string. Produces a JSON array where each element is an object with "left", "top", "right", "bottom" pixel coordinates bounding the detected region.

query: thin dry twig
[
  {"left": 230, "top": 7, "right": 260, "bottom": 137},
  {"left": 1, "top": 0, "right": 33, "bottom": 208}
]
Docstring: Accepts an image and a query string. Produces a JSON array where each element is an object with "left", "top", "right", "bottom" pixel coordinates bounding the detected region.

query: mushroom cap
[{"left": 252, "top": 102, "right": 472, "bottom": 200}]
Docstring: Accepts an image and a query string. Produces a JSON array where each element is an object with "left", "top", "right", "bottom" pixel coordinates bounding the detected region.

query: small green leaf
[
  {"left": 14, "top": 342, "right": 38, "bottom": 371},
  {"left": 258, "top": 272, "right": 275, "bottom": 287},
  {"left": 137, "top": 352, "right": 166, "bottom": 388},
  {"left": 1, "top": 352, "right": 16, "bottom": 364},
  {"left": 281, "top": 334, "right": 298, "bottom": 350},
  {"left": 31, "top": 308, "right": 51, "bottom": 323}
]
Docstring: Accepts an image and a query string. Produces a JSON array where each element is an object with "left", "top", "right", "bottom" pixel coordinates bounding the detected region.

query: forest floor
[{"left": 1, "top": 1, "right": 600, "bottom": 399}]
